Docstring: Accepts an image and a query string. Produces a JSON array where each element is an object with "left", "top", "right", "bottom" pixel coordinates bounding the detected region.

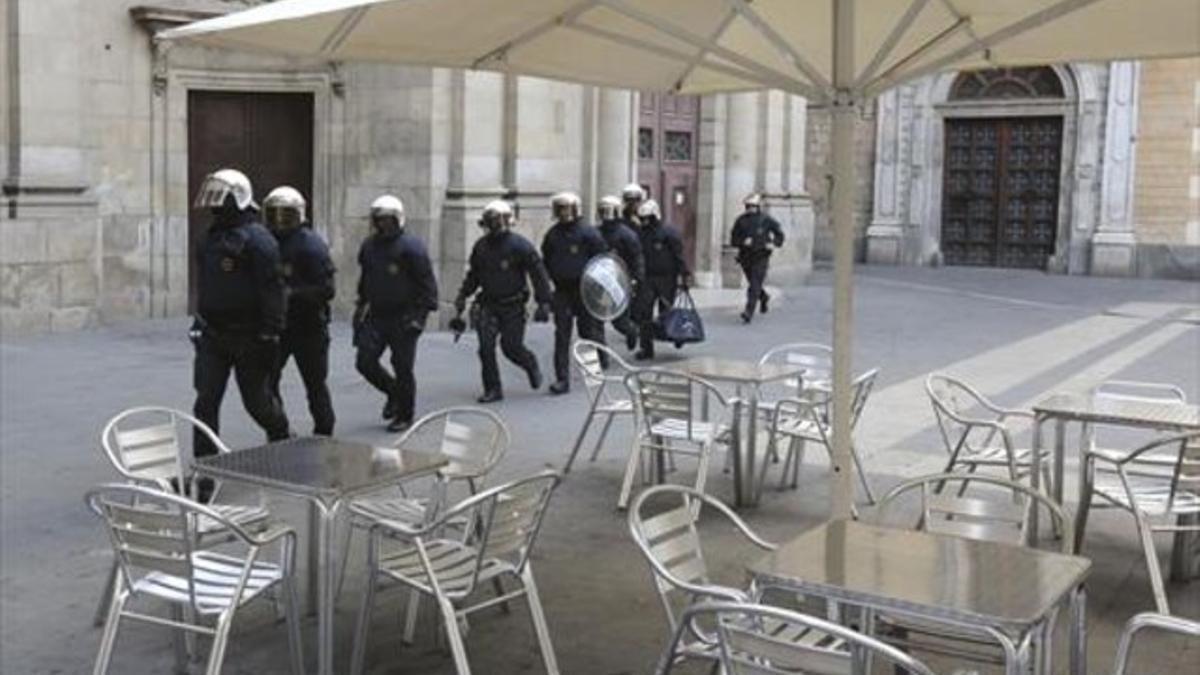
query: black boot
[
  {"left": 477, "top": 390, "right": 504, "bottom": 404},
  {"left": 740, "top": 311, "right": 752, "bottom": 324},
  {"left": 381, "top": 397, "right": 398, "bottom": 420},
  {"left": 549, "top": 380, "right": 570, "bottom": 395},
  {"left": 760, "top": 291, "right": 770, "bottom": 314},
  {"left": 624, "top": 329, "right": 638, "bottom": 351},
  {"left": 386, "top": 418, "right": 412, "bottom": 433},
  {"left": 526, "top": 363, "right": 544, "bottom": 390},
  {"left": 635, "top": 349, "right": 654, "bottom": 361}
]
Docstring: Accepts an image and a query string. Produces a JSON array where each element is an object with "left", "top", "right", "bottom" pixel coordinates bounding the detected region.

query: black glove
[
  {"left": 406, "top": 312, "right": 427, "bottom": 333},
  {"left": 533, "top": 303, "right": 551, "bottom": 323},
  {"left": 454, "top": 296, "right": 467, "bottom": 315}
]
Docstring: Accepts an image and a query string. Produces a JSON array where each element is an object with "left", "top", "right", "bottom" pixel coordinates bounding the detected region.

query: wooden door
[
  {"left": 187, "top": 90, "right": 315, "bottom": 308},
  {"left": 638, "top": 93, "right": 700, "bottom": 266},
  {"left": 941, "top": 117, "right": 1062, "bottom": 269}
]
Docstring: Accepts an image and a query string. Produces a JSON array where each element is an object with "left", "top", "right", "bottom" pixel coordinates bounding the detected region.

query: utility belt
[
  {"left": 477, "top": 291, "right": 528, "bottom": 308},
  {"left": 195, "top": 313, "right": 258, "bottom": 337}
]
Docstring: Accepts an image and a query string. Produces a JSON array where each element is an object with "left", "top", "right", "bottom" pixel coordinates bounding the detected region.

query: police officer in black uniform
[
  {"left": 455, "top": 200, "right": 552, "bottom": 403},
  {"left": 731, "top": 192, "right": 785, "bottom": 324},
  {"left": 620, "top": 182, "right": 646, "bottom": 225},
  {"left": 263, "top": 186, "right": 337, "bottom": 435},
  {"left": 634, "top": 198, "right": 691, "bottom": 360},
  {"left": 596, "top": 194, "right": 644, "bottom": 350},
  {"left": 354, "top": 195, "right": 439, "bottom": 432},
  {"left": 190, "top": 168, "right": 291, "bottom": 461},
  {"left": 542, "top": 191, "right": 609, "bottom": 394}
]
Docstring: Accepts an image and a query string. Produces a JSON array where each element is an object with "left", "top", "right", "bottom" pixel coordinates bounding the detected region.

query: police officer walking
[
  {"left": 621, "top": 182, "right": 646, "bottom": 225},
  {"left": 731, "top": 193, "right": 785, "bottom": 324},
  {"left": 634, "top": 198, "right": 691, "bottom": 360},
  {"left": 542, "top": 192, "right": 608, "bottom": 394},
  {"left": 191, "top": 168, "right": 291, "bottom": 465},
  {"left": 354, "top": 195, "right": 438, "bottom": 432},
  {"left": 263, "top": 186, "right": 337, "bottom": 435},
  {"left": 596, "top": 195, "right": 644, "bottom": 350},
  {"left": 454, "top": 200, "right": 552, "bottom": 403}
]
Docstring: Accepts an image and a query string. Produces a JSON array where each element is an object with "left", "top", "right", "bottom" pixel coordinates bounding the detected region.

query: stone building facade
[{"left": 0, "top": 0, "right": 814, "bottom": 335}]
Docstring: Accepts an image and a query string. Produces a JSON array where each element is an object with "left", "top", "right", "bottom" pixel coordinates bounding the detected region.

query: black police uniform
[
  {"left": 730, "top": 211, "right": 785, "bottom": 320},
  {"left": 597, "top": 217, "right": 645, "bottom": 345},
  {"left": 192, "top": 209, "right": 291, "bottom": 458},
  {"left": 542, "top": 218, "right": 608, "bottom": 385},
  {"left": 355, "top": 230, "right": 438, "bottom": 426},
  {"left": 635, "top": 219, "right": 689, "bottom": 358},
  {"left": 270, "top": 224, "right": 336, "bottom": 435},
  {"left": 457, "top": 230, "right": 552, "bottom": 396}
]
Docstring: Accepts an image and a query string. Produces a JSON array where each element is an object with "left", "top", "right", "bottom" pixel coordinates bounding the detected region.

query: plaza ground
[{"left": 1, "top": 266, "right": 1198, "bottom": 674}]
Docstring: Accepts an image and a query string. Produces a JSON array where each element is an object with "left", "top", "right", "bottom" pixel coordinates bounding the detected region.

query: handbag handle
[{"left": 675, "top": 288, "right": 697, "bottom": 311}]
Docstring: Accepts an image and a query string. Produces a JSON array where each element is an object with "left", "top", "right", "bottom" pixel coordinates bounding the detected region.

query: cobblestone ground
[{"left": 2, "top": 266, "right": 1198, "bottom": 674}]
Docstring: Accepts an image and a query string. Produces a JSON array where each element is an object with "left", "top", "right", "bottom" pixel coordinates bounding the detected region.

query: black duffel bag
[{"left": 656, "top": 288, "right": 705, "bottom": 348}]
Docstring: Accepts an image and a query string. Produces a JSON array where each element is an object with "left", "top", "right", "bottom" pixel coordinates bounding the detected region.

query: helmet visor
[
  {"left": 265, "top": 205, "right": 303, "bottom": 230},
  {"left": 194, "top": 178, "right": 233, "bottom": 209}
]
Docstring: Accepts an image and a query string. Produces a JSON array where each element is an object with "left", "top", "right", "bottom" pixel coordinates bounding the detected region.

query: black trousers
[
  {"left": 552, "top": 285, "right": 605, "bottom": 382},
  {"left": 193, "top": 331, "right": 291, "bottom": 459},
  {"left": 355, "top": 316, "right": 421, "bottom": 424},
  {"left": 635, "top": 275, "right": 678, "bottom": 356},
  {"left": 740, "top": 255, "right": 770, "bottom": 317},
  {"left": 272, "top": 326, "right": 335, "bottom": 435},
  {"left": 476, "top": 302, "right": 539, "bottom": 394}
]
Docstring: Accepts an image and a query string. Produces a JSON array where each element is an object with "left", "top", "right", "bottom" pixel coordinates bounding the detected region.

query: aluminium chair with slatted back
[
  {"left": 657, "top": 602, "right": 935, "bottom": 675},
  {"left": 1086, "top": 380, "right": 1188, "bottom": 480},
  {"left": 618, "top": 369, "right": 734, "bottom": 511},
  {"left": 629, "top": 485, "right": 849, "bottom": 671},
  {"left": 873, "top": 473, "right": 1072, "bottom": 673},
  {"left": 349, "top": 471, "right": 562, "bottom": 675},
  {"left": 86, "top": 483, "right": 303, "bottom": 675},
  {"left": 563, "top": 340, "right": 636, "bottom": 473},
  {"left": 93, "top": 406, "right": 270, "bottom": 627},
  {"left": 757, "top": 342, "right": 832, "bottom": 402},
  {"left": 1112, "top": 612, "right": 1200, "bottom": 675}
]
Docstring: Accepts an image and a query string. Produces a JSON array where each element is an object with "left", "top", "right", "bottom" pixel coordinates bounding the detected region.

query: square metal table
[
  {"left": 1030, "top": 392, "right": 1199, "bottom": 576},
  {"left": 667, "top": 356, "right": 804, "bottom": 507},
  {"left": 749, "top": 520, "right": 1091, "bottom": 675},
  {"left": 195, "top": 436, "right": 447, "bottom": 675}
]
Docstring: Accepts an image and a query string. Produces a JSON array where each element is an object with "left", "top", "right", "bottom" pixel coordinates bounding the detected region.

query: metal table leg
[
  {"left": 1070, "top": 586, "right": 1087, "bottom": 675},
  {"left": 1053, "top": 419, "right": 1067, "bottom": 507},
  {"left": 308, "top": 498, "right": 339, "bottom": 675},
  {"left": 1171, "top": 513, "right": 1199, "bottom": 581},
  {"left": 745, "top": 387, "right": 760, "bottom": 507},
  {"left": 1030, "top": 413, "right": 1046, "bottom": 542},
  {"left": 731, "top": 398, "right": 744, "bottom": 507}
]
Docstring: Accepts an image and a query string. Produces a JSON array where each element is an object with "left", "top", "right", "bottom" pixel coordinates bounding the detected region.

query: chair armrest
[
  {"left": 997, "top": 408, "right": 1034, "bottom": 421},
  {"left": 247, "top": 523, "right": 296, "bottom": 547}
]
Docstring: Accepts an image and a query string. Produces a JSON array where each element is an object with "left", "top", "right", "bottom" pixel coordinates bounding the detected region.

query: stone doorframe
[
  {"left": 867, "top": 64, "right": 1112, "bottom": 275},
  {"left": 145, "top": 44, "right": 345, "bottom": 317}
]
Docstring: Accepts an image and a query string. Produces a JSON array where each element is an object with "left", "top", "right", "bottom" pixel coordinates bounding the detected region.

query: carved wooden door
[
  {"left": 942, "top": 117, "right": 1062, "bottom": 269},
  {"left": 638, "top": 93, "right": 699, "bottom": 267}
]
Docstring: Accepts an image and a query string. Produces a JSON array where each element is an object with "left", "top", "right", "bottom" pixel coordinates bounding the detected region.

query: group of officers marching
[{"left": 189, "top": 168, "right": 784, "bottom": 459}]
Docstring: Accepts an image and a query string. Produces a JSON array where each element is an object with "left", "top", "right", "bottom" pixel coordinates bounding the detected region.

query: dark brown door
[
  {"left": 187, "top": 90, "right": 315, "bottom": 308},
  {"left": 638, "top": 93, "right": 699, "bottom": 266},
  {"left": 941, "top": 117, "right": 1062, "bottom": 269}
]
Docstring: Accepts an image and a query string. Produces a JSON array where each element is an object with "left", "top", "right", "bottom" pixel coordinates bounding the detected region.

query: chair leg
[
  {"left": 693, "top": 441, "right": 712, "bottom": 500},
  {"left": 1134, "top": 516, "right": 1171, "bottom": 614},
  {"left": 791, "top": 439, "right": 805, "bottom": 489},
  {"left": 616, "top": 440, "right": 644, "bottom": 511},
  {"left": 590, "top": 413, "right": 616, "bottom": 462},
  {"left": 492, "top": 576, "right": 511, "bottom": 614},
  {"left": 92, "top": 560, "right": 118, "bottom": 628},
  {"left": 203, "top": 611, "right": 235, "bottom": 675},
  {"left": 437, "top": 597, "right": 473, "bottom": 675},
  {"left": 1074, "top": 478, "right": 1093, "bottom": 555},
  {"left": 849, "top": 443, "right": 876, "bottom": 505},
  {"left": 170, "top": 605, "right": 189, "bottom": 675},
  {"left": 521, "top": 567, "right": 560, "bottom": 674},
  {"left": 335, "top": 519, "right": 358, "bottom": 601},
  {"left": 563, "top": 412, "right": 596, "bottom": 473},
  {"left": 402, "top": 589, "right": 422, "bottom": 645},
  {"left": 350, "top": 570, "right": 380, "bottom": 675},
  {"left": 92, "top": 592, "right": 127, "bottom": 675},
  {"left": 283, "top": 577, "right": 306, "bottom": 675}
]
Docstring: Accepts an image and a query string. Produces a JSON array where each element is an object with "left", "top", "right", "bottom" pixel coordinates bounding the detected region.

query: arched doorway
[{"left": 940, "top": 67, "right": 1066, "bottom": 268}]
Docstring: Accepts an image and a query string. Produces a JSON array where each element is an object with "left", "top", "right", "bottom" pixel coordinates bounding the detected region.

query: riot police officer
[
  {"left": 621, "top": 182, "right": 646, "bottom": 225},
  {"left": 541, "top": 191, "right": 608, "bottom": 394},
  {"left": 354, "top": 195, "right": 438, "bottom": 432},
  {"left": 454, "top": 200, "right": 552, "bottom": 403},
  {"left": 263, "top": 186, "right": 336, "bottom": 435},
  {"left": 191, "top": 168, "right": 291, "bottom": 461},
  {"left": 731, "top": 192, "right": 784, "bottom": 324},
  {"left": 596, "top": 195, "right": 644, "bottom": 350},
  {"left": 634, "top": 199, "right": 690, "bottom": 360}
]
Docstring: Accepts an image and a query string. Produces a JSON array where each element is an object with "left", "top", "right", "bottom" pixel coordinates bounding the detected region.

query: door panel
[{"left": 638, "top": 93, "right": 699, "bottom": 267}]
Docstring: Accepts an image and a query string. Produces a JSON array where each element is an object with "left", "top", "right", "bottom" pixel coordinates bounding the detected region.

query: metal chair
[
  {"left": 762, "top": 369, "right": 880, "bottom": 503},
  {"left": 349, "top": 471, "right": 561, "bottom": 675},
  {"left": 656, "top": 601, "right": 935, "bottom": 675},
  {"left": 1112, "top": 612, "right": 1200, "bottom": 675},
  {"left": 93, "top": 406, "right": 270, "bottom": 627},
  {"left": 1088, "top": 380, "right": 1188, "bottom": 478},
  {"left": 618, "top": 369, "right": 734, "bottom": 511},
  {"left": 757, "top": 342, "right": 832, "bottom": 399},
  {"left": 926, "top": 373, "right": 1052, "bottom": 487},
  {"left": 872, "top": 473, "right": 1073, "bottom": 673},
  {"left": 1076, "top": 430, "right": 1200, "bottom": 614},
  {"left": 630, "top": 485, "right": 849, "bottom": 671},
  {"left": 563, "top": 340, "right": 636, "bottom": 473},
  {"left": 86, "top": 483, "right": 303, "bottom": 675}
]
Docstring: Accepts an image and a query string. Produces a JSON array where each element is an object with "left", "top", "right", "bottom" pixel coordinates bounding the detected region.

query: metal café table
[
  {"left": 749, "top": 520, "right": 1091, "bottom": 675},
  {"left": 1030, "top": 392, "right": 1200, "bottom": 573},
  {"left": 195, "top": 436, "right": 447, "bottom": 675},
  {"left": 667, "top": 356, "right": 804, "bottom": 507}
]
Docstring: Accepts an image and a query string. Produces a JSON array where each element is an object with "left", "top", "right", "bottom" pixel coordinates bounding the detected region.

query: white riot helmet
[
  {"left": 744, "top": 192, "right": 763, "bottom": 212},
  {"left": 263, "top": 186, "right": 307, "bottom": 231},
  {"left": 597, "top": 195, "right": 622, "bottom": 221},
  {"left": 636, "top": 198, "right": 661, "bottom": 223},
  {"left": 621, "top": 183, "right": 646, "bottom": 208},
  {"left": 550, "top": 191, "right": 582, "bottom": 223},
  {"left": 479, "top": 199, "right": 515, "bottom": 233},
  {"left": 370, "top": 195, "right": 406, "bottom": 235},
  {"left": 194, "top": 168, "right": 257, "bottom": 211}
]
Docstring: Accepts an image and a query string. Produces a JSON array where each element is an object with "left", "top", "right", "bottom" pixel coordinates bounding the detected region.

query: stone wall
[{"left": 804, "top": 104, "right": 876, "bottom": 263}]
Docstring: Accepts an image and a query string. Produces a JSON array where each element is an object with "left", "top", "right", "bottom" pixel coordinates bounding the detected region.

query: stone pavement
[{"left": 1, "top": 267, "right": 1198, "bottom": 674}]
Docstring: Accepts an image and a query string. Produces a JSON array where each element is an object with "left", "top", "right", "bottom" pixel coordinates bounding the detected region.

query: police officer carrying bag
[{"left": 632, "top": 198, "right": 692, "bottom": 360}]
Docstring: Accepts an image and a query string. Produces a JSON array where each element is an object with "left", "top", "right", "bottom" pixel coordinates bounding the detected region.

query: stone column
[
  {"left": 1092, "top": 61, "right": 1140, "bottom": 276},
  {"left": 596, "top": 88, "right": 633, "bottom": 197},
  {"left": 866, "top": 87, "right": 906, "bottom": 264},
  {"left": 723, "top": 92, "right": 758, "bottom": 235}
]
